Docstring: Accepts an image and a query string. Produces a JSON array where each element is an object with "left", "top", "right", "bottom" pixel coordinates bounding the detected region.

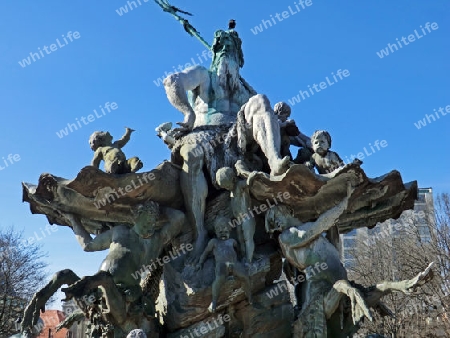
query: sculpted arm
[
  {"left": 66, "top": 214, "right": 112, "bottom": 252},
  {"left": 198, "top": 239, "right": 216, "bottom": 267},
  {"left": 232, "top": 238, "right": 243, "bottom": 258},
  {"left": 235, "top": 160, "right": 252, "bottom": 179},
  {"left": 280, "top": 194, "right": 350, "bottom": 249},
  {"left": 290, "top": 132, "right": 312, "bottom": 149},
  {"left": 331, "top": 151, "right": 345, "bottom": 167},
  {"left": 113, "top": 127, "right": 134, "bottom": 148},
  {"left": 159, "top": 208, "right": 185, "bottom": 245},
  {"left": 324, "top": 263, "right": 434, "bottom": 322},
  {"left": 366, "top": 262, "right": 434, "bottom": 304},
  {"left": 163, "top": 65, "right": 210, "bottom": 129},
  {"left": 235, "top": 160, "right": 258, "bottom": 186},
  {"left": 91, "top": 149, "right": 103, "bottom": 168}
]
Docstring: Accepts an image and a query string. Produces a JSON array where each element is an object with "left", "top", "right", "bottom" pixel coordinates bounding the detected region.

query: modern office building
[
  {"left": 339, "top": 188, "right": 447, "bottom": 336},
  {"left": 340, "top": 187, "right": 434, "bottom": 268}
]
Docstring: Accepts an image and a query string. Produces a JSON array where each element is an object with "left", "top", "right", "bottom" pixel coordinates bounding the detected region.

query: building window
[
  {"left": 417, "top": 194, "right": 427, "bottom": 203},
  {"left": 343, "top": 238, "right": 356, "bottom": 247}
]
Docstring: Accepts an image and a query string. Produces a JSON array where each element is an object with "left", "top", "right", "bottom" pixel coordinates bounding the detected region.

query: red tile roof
[{"left": 37, "top": 310, "right": 68, "bottom": 338}]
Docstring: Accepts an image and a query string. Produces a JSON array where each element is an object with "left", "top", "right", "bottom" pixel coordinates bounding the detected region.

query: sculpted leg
[
  {"left": 242, "top": 220, "right": 255, "bottom": 263},
  {"left": 127, "top": 157, "right": 143, "bottom": 173},
  {"left": 180, "top": 143, "right": 208, "bottom": 259},
  {"left": 236, "top": 226, "right": 246, "bottom": 262},
  {"left": 210, "top": 275, "right": 226, "bottom": 313},
  {"left": 242, "top": 94, "right": 290, "bottom": 175},
  {"left": 163, "top": 66, "right": 210, "bottom": 130},
  {"left": 234, "top": 264, "right": 253, "bottom": 305}
]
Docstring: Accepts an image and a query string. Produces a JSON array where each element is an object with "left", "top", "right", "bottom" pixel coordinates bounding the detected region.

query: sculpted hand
[
  {"left": 348, "top": 286, "right": 373, "bottom": 324},
  {"left": 279, "top": 119, "right": 295, "bottom": 128},
  {"left": 235, "top": 160, "right": 251, "bottom": 178},
  {"left": 247, "top": 171, "right": 258, "bottom": 187},
  {"left": 333, "top": 280, "right": 373, "bottom": 324},
  {"left": 62, "top": 277, "right": 91, "bottom": 301},
  {"left": 305, "top": 161, "right": 314, "bottom": 170},
  {"left": 403, "top": 262, "right": 434, "bottom": 295},
  {"left": 173, "top": 113, "right": 196, "bottom": 138}
]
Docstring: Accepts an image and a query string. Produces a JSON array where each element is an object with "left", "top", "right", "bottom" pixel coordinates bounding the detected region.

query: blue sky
[{"left": 0, "top": 0, "right": 449, "bottom": 309}]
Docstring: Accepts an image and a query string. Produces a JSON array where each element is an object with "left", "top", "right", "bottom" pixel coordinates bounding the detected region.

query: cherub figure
[
  {"left": 308, "top": 130, "right": 344, "bottom": 174},
  {"left": 90, "top": 127, "right": 143, "bottom": 174},
  {"left": 196, "top": 219, "right": 253, "bottom": 313},
  {"left": 274, "top": 102, "right": 312, "bottom": 160},
  {"left": 216, "top": 161, "right": 255, "bottom": 263}
]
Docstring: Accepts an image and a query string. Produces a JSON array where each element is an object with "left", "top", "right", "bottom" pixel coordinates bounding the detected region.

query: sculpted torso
[
  {"left": 312, "top": 152, "right": 343, "bottom": 174},
  {"left": 98, "top": 225, "right": 168, "bottom": 287},
  {"left": 230, "top": 181, "right": 251, "bottom": 215},
  {"left": 279, "top": 232, "right": 346, "bottom": 283},
  {"left": 189, "top": 66, "right": 252, "bottom": 127},
  {"left": 99, "top": 225, "right": 148, "bottom": 286},
  {"left": 98, "top": 146, "right": 126, "bottom": 163},
  {"left": 212, "top": 238, "right": 238, "bottom": 265}
]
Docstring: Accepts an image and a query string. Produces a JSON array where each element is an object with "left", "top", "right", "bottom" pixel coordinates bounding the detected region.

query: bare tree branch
[{"left": 0, "top": 226, "right": 49, "bottom": 336}]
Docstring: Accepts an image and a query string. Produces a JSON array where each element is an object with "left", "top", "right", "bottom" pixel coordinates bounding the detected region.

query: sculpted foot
[
  {"left": 208, "top": 301, "right": 217, "bottom": 313},
  {"left": 130, "top": 158, "right": 143, "bottom": 173}
]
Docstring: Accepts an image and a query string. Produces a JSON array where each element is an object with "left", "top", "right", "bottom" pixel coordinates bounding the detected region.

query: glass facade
[{"left": 340, "top": 187, "right": 434, "bottom": 265}]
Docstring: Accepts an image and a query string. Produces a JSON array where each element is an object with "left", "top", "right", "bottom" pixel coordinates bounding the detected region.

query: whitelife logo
[{"left": 18, "top": 31, "right": 81, "bottom": 68}]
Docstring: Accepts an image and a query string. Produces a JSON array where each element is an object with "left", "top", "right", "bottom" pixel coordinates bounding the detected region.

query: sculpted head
[
  {"left": 211, "top": 28, "right": 243, "bottom": 93},
  {"left": 127, "top": 329, "right": 147, "bottom": 338},
  {"left": 89, "top": 131, "right": 113, "bottom": 151},
  {"left": 265, "top": 205, "right": 293, "bottom": 234},
  {"left": 274, "top": 102, "right": 291, "bottom": 122},
  {"left": 133, "top": 201, "right": 160, "bottom": 239},
  {"left": 211, "top": 29, "right": 243, "bottom": 67},
  {"left": 311, "top": 130, "right": 332, "bottom": 156},
  {"left": 216, "top": 167, "right": 236, "bottom": 191},
  {"left": 214, "top": 217, "right": 231, "bottom": 240}
]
